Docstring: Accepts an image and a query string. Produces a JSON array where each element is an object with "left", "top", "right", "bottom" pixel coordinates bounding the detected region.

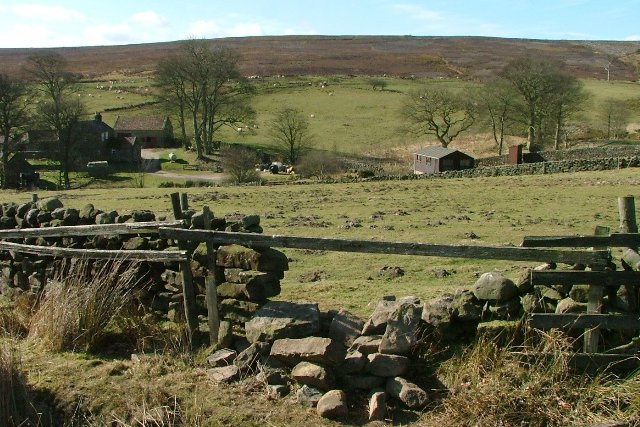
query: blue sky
[{"left": 0, "top": 0, "right": 638, "bottom": 48}]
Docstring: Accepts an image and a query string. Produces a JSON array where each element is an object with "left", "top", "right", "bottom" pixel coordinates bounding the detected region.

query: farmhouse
[
  {"left": 16, "top": 114, "right": 140, "bottom": 167},
  {"left": 113, "top": 115, "right": 174, "bottom": 148},
  {"left": 413, "top": 146, "right": 474, "bottom": 175}
]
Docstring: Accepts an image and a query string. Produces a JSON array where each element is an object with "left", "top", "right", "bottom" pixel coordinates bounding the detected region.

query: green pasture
[
  {"left": 74, "top": 73, "right": 640, "bottom": 164},
  {"left": 5, "top": 168, "right": 638, "bottom": 316}
]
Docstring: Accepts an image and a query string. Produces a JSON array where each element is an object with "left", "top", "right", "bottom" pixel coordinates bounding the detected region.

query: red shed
[{"left": 413, "top": 146, "right": 474, "bottom": 175}]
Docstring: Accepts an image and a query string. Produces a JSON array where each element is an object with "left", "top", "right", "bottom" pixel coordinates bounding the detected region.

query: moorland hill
[{"left": 1, "top": 35, "right": 639, "bottom": 80}]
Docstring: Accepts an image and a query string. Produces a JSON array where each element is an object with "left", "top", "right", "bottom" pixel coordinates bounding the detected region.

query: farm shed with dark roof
[
  {"left": 113, "top": 115, "right": 173, "bottom": 148},
  {"left": 413, "top": 146, "right": 474, "bottom": 175}
]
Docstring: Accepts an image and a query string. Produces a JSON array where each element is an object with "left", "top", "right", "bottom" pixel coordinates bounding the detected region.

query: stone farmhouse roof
[{"left": 114, "top": 116, "right": 169, "bottom": 131}]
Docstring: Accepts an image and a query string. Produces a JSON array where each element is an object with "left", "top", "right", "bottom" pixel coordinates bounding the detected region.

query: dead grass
[
  {"left": 0, "top": 340, "right": 37, "bottom": 426},
  {"left": 426, "top": 331, "right": 640, "bottom": 426},
  {"left": 28, "top": 259, "right": 144, "bottom": 353}
]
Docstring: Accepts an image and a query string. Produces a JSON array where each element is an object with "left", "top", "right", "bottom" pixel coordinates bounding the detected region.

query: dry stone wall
[{"left": 0, "top": 197, "right": 287, "bottom": 326}]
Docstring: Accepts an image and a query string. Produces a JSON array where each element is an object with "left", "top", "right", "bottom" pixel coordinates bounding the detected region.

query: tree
[
  {"left": 476, "top": 79, "right": 519, "bottom": 155},
  {"left": 600, "top": 98, "right": 630, "bottom": 140},
  {"left": 37, "top": 97, "right": 85, "bottom": 188},
  {"left": 0, "top": 73, "right": 29, "bottom": 188},
  {"left": 501, "top": 56, "right": 584, "bottom": 151},
  {"left": 25, "top": 52, "right": 85, "bottom": 188},
  {"left": 269, "top": 107, "right": 314, "bottom": 165},
  {"left": 220, "top": 144, "right": 260, "bottom": 183},
  {"left": 156, "top": 55, "right": 189, "bottom": 149},
  {"left": 547, "top": 73, "right": 588, "bottom": 149},
  {"left": 155, "top": 40, "right": 255, "bottom": 158},
  {"left": 402, "top": 87, "right": 476, "bottom": 148}
]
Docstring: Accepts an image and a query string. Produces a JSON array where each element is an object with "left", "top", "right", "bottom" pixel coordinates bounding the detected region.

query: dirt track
[{"left": 141, "top": 149, "right": 226, "bottom": 183}]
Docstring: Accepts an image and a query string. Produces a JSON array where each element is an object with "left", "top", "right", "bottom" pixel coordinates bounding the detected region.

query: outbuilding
[
  {"left": 413, "top": 146, "right": 474, "bottom": 175},
  {"left": 113, "top": 115, "right": 173, "bottom": 148}
]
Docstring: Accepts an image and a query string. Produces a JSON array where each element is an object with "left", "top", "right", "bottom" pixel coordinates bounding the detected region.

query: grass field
[
  {"left": 73, "top": 73, "right": 640, "bottom": 164},
  {"left": 6, "top": 167, "right": 638, "bottom": 316}
]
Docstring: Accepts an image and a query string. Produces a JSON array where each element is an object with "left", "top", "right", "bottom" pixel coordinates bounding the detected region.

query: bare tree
[
  {"left": 25, "top": 52, "right": 85, "bottom": 188},
  {"left": 402, "top": 87, "right": 476, "bottom": 148},
  {"left": 220, "top": 144, "right": 259, "bottom": 183},
  {"left": 269, "top": 107, "right": 314, "bottom": 164},
  {"left": 0, "top": 73, "right": 29, "bottom": 188},
  {"left": 156, "top": 40, "right": 255, "bottom": 158},
  {"left": 600, "top": 98, "right": 630, "bottom": 140},
  {"left": 156, "top": 55, "right": 189, "bottom": 149},
  {"left": 547, "top": 73, "right": 588, "bottom": 149},
  {"left": 501, "top": 56, "right": 586, "bottom": 152},
  {"left": 476, "top": 79, "right": 519, "bottom": 155}
]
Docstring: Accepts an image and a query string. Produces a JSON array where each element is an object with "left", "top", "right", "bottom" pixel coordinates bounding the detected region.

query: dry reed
[{"left": 28, "top": 259, "right": 144, "bottom": 353}]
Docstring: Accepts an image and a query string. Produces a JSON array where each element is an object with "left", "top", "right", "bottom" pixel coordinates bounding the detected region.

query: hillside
[{"left": 1, "top": 35, "right": 639, "bottom": 80}]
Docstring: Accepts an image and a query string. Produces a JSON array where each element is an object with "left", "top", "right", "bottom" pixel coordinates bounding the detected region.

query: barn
[
  {"left": 113, "top": 116, "right": 174, "bottom": 148},
  {"left": 413, "top": 146, "right": 474, "bottom": 175}
]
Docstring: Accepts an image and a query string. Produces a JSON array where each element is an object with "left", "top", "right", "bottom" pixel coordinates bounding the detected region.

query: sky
[{"left": 0, "top": 0, "right": 638, "bottom": 48}]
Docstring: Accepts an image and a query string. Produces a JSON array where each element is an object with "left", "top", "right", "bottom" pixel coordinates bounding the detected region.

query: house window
[
  {"left": 101, "top": 132, "right": 109, "bottom": 142},
  {"left": 460, "top": 159, "right": 472, "bottom": 168}
]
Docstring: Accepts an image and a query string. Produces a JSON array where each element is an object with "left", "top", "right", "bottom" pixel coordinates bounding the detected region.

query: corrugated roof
[
  {"left": 414, "top": 146, "right": 462, "bottom": 159},
  {"left": 114, "top": 116, "right": 168, "bottom": 131}
]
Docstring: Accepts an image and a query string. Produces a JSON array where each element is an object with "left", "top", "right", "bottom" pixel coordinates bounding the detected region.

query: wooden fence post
[
  {"left": 170, "top": 192, "right": 182, "bottom": 220},
  {"left": 202, "top": 206, "right": 221, "bottom": 346},
  {"left": 583, "top": 225, "right": 609, "bottom": 353},
  {"left": 619, "top": 195, "right": 638, "bottom": 312},
  {"left": 180, "top": 192, "right": 189, "bottom": 212},
  {"left": 618, "top": 196, "right": 637, "bottom": 239},
  {"left": 170, "top": 192, "right": 198, "bottom": 347}
]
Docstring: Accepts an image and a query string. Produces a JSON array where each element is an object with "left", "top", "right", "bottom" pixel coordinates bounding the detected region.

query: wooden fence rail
[
  {"left": 0, "top": 240, "right": 187, "bottom": 262},
  {"left": 0, "top": 220, "right": 183, "bottom": 239},
  {"left": 522, "top": 233, "right": 640, "bottom": 248},
  {"left": 159, "top": 228, "right": 611, "bottom": 267},
  {"left": 530, "top": 270, "right": 640, "bottom": 286}
]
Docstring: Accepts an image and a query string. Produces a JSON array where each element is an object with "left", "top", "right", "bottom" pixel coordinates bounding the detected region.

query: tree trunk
[
  {"left": 1, "top": 134, "right": 8, "bottom": 189},
  {"left": 191, "top": 110, "right": 203, "bottom": 159},
  {"left": 498, "top": 117, "right": 505, "bottom": 156},
  {"left": 178, "top": 105, "right": 188, "bottom": 149}
]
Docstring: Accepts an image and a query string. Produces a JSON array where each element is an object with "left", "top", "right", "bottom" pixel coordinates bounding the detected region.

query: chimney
[{"left": 95, "top": 112, "right": 102, "bottom": 122}]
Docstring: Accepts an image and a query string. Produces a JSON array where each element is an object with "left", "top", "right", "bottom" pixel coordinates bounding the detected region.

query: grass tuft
[
  {"left": 0, "top": 341, "right": 37, "bottom": 426},
  {"left": 429, "top": 331, "right": 640, "bottom": 426},
  {"left": 28, "top": 259, "right": 144, "bottom": 353}
]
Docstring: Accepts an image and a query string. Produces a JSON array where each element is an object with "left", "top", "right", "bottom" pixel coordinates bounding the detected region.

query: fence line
[
  {"left": 0, "top": 220, "right": 183, "bottom": 239},
  {"left": 0, "top": 240, "right": 186, "bottom": 262},
  {"left": 159, "top": 228, "right": 611, "bottom": 267}
]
